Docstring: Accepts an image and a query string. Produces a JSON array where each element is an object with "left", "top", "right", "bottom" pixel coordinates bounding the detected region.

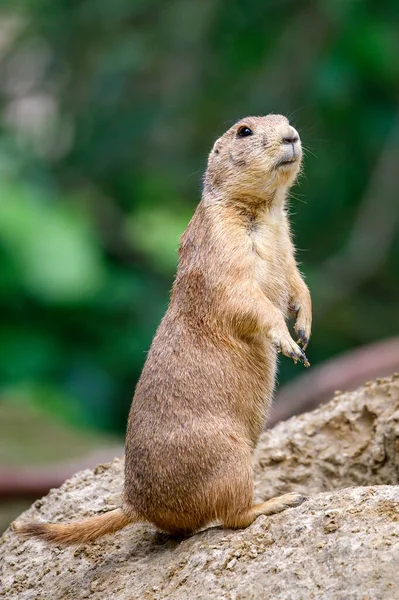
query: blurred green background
[{"left": 1, "top": 0, "right": 399, "bottom": 527}]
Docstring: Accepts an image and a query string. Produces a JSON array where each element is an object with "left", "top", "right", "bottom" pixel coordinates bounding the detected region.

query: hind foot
[{"left": 223, "top": 492, "right": 308, "bottom": 529}]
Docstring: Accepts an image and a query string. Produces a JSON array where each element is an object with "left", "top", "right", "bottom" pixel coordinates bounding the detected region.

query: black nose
[{"left": 282, "top": 133, "right": 299, "bottom": 145}]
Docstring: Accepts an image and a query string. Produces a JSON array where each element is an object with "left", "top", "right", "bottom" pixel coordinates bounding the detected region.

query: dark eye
[{"left": 237, "top": 126, "right": 253, "bottom": 138}]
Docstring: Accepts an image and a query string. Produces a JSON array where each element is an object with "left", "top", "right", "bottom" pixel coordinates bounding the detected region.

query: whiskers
[{"left": 301, "top": 145, "right": 318, "bottom": 160}]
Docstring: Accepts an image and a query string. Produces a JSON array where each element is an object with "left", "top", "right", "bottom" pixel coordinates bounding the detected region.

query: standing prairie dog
[{"left": 14, "top": 114, "right": 312, "bottom": 544}]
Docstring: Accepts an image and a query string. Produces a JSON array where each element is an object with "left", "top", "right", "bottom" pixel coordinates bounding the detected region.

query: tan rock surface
[{"left": 1, "top": 375, "right": 399, "bottom": 599}]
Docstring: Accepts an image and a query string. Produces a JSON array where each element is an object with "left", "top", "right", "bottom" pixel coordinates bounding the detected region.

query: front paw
[
  {"left": 294, "top": 314, "right": 311, "bottom": 350},
  {"left": 271, "top": 330, "right": 310, "bottom": 367}
]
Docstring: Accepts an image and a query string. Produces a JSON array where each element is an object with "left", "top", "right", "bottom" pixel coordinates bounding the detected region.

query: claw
[
  {"left": 299, "top": 350, "right": 310, "bottom": 368},
  {"left": 297, "top": 328, "right": 309, "bottom": 350},
  {"left": 290, "top": 351, "right": 298, "bottom": 364}
]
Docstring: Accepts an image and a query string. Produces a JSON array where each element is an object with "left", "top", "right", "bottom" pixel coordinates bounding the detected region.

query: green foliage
[
  {"left": 0, "top": 0, "right": 398, "bottom": 432},
  {"left": 0, "top": 181, "right": 105, "bottom": 303}
]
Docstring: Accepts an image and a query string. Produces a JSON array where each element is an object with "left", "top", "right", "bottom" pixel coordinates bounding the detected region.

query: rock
[
  {"left": 1, "top": 375, "right": 399, "bottom": 599},
  {"left": 253, "top": 371, "right": 399, "bottom": 501}
]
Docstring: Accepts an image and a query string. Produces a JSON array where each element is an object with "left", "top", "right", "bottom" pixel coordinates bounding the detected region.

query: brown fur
[
  {"left": 13, "top": 509, "right": 132, "bottom": 544},
  {"left": 14, "top": 115, "right": 312, "bottom": 544}
]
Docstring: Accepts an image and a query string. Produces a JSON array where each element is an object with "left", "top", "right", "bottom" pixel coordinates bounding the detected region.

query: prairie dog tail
[{"left": 13, "top": 508, "right": 136, "bottom": 545}]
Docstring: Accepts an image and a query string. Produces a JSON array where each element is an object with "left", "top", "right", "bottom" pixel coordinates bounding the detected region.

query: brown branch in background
[
  {"left": 0, "top": 447, "right": 123, "bottom": 500},
  {"left": 270, "top": 336, "right": 399, "bottom": 426}
]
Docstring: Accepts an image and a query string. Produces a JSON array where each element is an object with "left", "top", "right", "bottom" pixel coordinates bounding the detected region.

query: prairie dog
[{"left": 14, "top": 114, "right": 312, "bottom": 544}]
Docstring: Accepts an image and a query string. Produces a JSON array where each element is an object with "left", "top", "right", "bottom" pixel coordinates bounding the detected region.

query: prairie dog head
[{"left": 205, "top": 115, "right": 302, "bottom": 200}]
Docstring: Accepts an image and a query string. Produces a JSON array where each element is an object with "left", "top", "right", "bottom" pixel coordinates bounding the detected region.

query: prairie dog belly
[{"left": 250, "top": 223, "right": 290, "bottom": 313}]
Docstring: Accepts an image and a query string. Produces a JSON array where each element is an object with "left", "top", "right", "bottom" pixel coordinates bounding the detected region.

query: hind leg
[
  {"left": 216, "top": 447, "right": 307, "bottom": 530},
  {"left": 222, "top": 492, "right": 307, "bottom": 529}
]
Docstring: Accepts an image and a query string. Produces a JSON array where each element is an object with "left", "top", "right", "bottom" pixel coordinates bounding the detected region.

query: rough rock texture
[
  {"left": 1, "top": 375, "right": 399, "bottom": 599},
  {"left": 254, "top": 373, "right": 399, "bottom": 501}
]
